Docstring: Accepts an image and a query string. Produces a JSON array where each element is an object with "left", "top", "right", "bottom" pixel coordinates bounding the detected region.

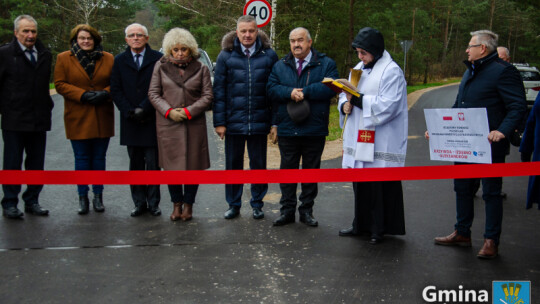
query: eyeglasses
[
  {"left": 467, "top": 44, "right": 482, "bottom": 50},
  {"left": 127, "top": 33, "right": 145, "bottom": 38}
]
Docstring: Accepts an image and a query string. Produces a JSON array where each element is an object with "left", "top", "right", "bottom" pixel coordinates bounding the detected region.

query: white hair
[
  {"left": 470, "top": 30, "right": 498, "bottom": 53},
  {"left": 125, "top": 23, "right": 148, "bottom": 37},
  {"left": 14, "top": 15, "right": 37, "bottom": 31},
  {"left": 162, "top": 28, "right": 199, "bottom": 58}
]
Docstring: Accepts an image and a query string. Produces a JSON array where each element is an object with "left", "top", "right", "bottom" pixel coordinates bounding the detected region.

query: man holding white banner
[{"left": 429, "top": 30, "right": 526, "bottom": 259}]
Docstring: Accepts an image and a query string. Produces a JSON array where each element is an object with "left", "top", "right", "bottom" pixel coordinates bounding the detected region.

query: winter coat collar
[
  {"left": 10, "top": 36, "right": 48, "bottom": 56},
  {"left": 221, "top": 30, "right": 272, "bottom": 55},
  {"left": 121, "top": 44, "right": 162, "bottom": 70},
  {"left": 283, "top": 47, "right": 326, "bottom": 67},
  {"left": 463, "top": 51, "right": 499, "bottom": 73},
  {"left": 159, "top": 56, "right": 202, "bottom": 88}
]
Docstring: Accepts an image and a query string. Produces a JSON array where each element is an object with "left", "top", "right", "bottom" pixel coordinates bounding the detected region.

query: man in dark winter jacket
[
  {"left": 0, "top": 15, "right": 54, "bottom": 219},
  {"left": 267, "top": 27, "right": 339, "bottom": 227},
  {"left": 111, "top": 23, "right": 163, "bottom": 217},
  {"left": 213, "top": 15, "right": 278, "bottom": 220},
  {"left": 432, "top": 30, "right": 526, "bottom": 259}
]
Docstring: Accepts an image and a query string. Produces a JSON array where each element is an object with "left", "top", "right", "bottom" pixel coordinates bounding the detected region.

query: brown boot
[
  {"left": 170, "top": 202, "right": 183, "bottom": 221},
  {"left": 434, "top": 230, "right": 471, "bottom": 247},
  {"left": 477, "top": 239, "right": 498, "bottom": 259},
  {"left": 181, "top": 203, "right": 193, "bottom": 221}
]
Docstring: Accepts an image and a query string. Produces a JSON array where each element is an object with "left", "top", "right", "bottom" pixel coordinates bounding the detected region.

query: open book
[{"left": 322, "top": 78, "right": 361, "bottom": 97}]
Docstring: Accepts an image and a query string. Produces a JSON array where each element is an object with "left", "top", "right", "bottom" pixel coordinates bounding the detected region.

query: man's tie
[
  {"left": 297, "top": 59, "right": 304, "bottom": 76},
  {"left": 245, "top": 49, "right": 250, "bottom": 59},
  {"left": 25, "top": 49, "right": 36, "bottom": 66},
  {"left": 135, "top": 53, "right": 141, "bottom": 70}
]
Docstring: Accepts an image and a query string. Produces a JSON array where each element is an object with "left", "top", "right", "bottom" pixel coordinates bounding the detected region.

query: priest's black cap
[{"left": 351, "top": 27, "right": 385, "bottom": 60}]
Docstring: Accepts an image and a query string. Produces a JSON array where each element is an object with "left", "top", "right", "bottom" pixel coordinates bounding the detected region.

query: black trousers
[
  {"left": 127, "top": 146, "right": 160, "bottom": 208},
  {"left": 1, "top": 130, "right": 46, "bottom": 208},
  {"left": 454, "top": 155, "right": 505, "bottom": 243},
  {"left": 224, "top": 134, "right": 268, "bottom": 208},
  {"left": 168, "top": 184, "right": 199, "bottom": 205},
  {"left": 278, "top": 136, "right": 326, "bottom": 216}
]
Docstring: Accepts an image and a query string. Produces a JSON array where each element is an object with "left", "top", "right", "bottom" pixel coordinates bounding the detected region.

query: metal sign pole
[{"left": 400, "top": 40, "right": 413, "bottom": 77}]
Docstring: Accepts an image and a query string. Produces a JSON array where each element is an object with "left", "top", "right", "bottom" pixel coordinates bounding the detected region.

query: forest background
[{"left": 1, "top": 0, "right": 538, "bottom": 84}]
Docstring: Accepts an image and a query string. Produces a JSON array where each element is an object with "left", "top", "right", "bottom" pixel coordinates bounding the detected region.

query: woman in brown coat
[
  {"left": 54, "top": 24, "right": 114, "bottom": 215},
  {"left": 148, "top": 28, "right": 213, "bottom": 221}
]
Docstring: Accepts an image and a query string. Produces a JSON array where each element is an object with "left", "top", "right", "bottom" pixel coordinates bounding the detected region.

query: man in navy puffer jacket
[
  {"left": 213, "top": 15, "right": 278, "bottom": 220},
  {"left": 267, "top": 27, "right": 339, "bottom": 227}
]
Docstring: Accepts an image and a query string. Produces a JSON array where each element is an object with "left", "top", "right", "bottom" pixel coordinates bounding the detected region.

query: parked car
[
  {"left": 514, "top": 63, "right": 540, "bottom": 108},
  {"left": 198, "top": 48, "right": 215, "bottom": 83}
]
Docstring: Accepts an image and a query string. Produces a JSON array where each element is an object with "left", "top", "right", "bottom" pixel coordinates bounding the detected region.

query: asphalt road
[{"left": 0, "top": 85, "right": 538, "bottom": 303}]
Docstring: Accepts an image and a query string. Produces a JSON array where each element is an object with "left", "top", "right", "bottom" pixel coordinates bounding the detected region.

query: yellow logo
[{"left": 493, "top": 281, "right": 530, "bottom": 304}]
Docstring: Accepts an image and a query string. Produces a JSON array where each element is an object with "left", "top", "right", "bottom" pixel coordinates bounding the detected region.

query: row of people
[
  {"left": 0, "top": 15, "right": 402, "bottom": 239},
  {"left": 0, "top": 15, "right": 530, "bottom": 260}
]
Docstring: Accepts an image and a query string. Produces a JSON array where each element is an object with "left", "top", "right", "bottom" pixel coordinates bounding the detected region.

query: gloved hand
[
  {"left": 133, "top": 107, "right": 148, "bottom": 123},
  {"left": 81, "top": 91, "right": 97, "bottom": 103},
  {"left": 521, "top": 152, "right": 532, "bottom": 162},
  {"left": 87, "top": 90, "right": 110, "bottom": 105},
  {"left": 168, "top": 108, "right": 184, "bottom": 122}
]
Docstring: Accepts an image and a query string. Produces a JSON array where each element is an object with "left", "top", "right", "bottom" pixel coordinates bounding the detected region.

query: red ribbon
[{"left": 0, "top": 162, "right": 537, "bottom": 185}]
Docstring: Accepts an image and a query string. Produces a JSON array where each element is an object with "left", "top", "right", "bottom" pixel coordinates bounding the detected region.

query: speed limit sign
[{"left": 243, "top": 0, "right": 272, "bottom": 28}]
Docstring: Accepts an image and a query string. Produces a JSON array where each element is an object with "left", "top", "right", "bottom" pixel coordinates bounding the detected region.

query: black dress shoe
[
  {"left": 224, "top": 206, "right": 240, "bottom": 219},
  {"left": 299, "top": 213, "right": 318, "bottom": 227},
  {"left": 78, "top": 195, "right": 89, "bottom": 215},
  {"left": 339, "top": 227, "right": 357, "bottom": 236},
  {"left": 252, "top": 208, "right": 264, "bottom": 219},
  {"left": 130, "top": 206, "right": 147, "bottom": 217},
  {"left": 93, "top": 194, "right": 105, "bottom": 212},
  {"left": 149, "top": 207, "right": 161, "bottom": 216},
  {"left": 24, "top": 204, "right": 49, "bottom": 216},
  {"left": 272, "top": 214, "right": 295, "bottom": 226},
  {"left": 3, "top": 206, "right": 24, "bottom": 219},
  {"left": 369, "top": 234, "right": 383, "bottom": 245}
]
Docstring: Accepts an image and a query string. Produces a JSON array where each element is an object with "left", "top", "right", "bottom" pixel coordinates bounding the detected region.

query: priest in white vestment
[{"left": 337, "top": 27, "right": 408, "bottom": 244}]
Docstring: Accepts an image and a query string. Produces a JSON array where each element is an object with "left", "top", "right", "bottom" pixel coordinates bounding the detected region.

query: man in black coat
[
  {"left": 111, "top": 23, "right": 162, "bottom": 217},
  {"left": 0, "top": 15, "right": 53, "bottom": 219},
  {"left": 432, "top": 30, "right": 527, "bottom": 259}
]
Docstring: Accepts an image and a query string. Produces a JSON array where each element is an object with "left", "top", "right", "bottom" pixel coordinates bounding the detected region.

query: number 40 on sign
[{"left": 243, "top": 0, "right": 273, "bottom": 28}]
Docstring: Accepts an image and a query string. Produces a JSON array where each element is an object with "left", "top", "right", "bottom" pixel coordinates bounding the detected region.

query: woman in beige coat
[
  {"left": 148, "top": 28, "right": 213, "bottom": 221},
  {"left": 54, "top": 24, "right": 114, "bottom": 215}
]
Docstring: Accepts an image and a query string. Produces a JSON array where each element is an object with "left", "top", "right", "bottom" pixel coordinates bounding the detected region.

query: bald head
[
  {"left": 497, "top": 47, "right": 510, "bottom": 62},
  {"left": 289, "top": 27, "right": 312, "bottom": 60}
]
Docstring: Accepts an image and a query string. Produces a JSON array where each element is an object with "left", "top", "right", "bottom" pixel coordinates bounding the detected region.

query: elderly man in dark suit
[
  {"left": 111, "top": 23, "right": 163, "bottom": 216},
  {"left": 0, "top": 15, "right": 54, "bottom": 219},
  {"left": 267, "top": 27, "right": 339, "bottom": 227}
]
